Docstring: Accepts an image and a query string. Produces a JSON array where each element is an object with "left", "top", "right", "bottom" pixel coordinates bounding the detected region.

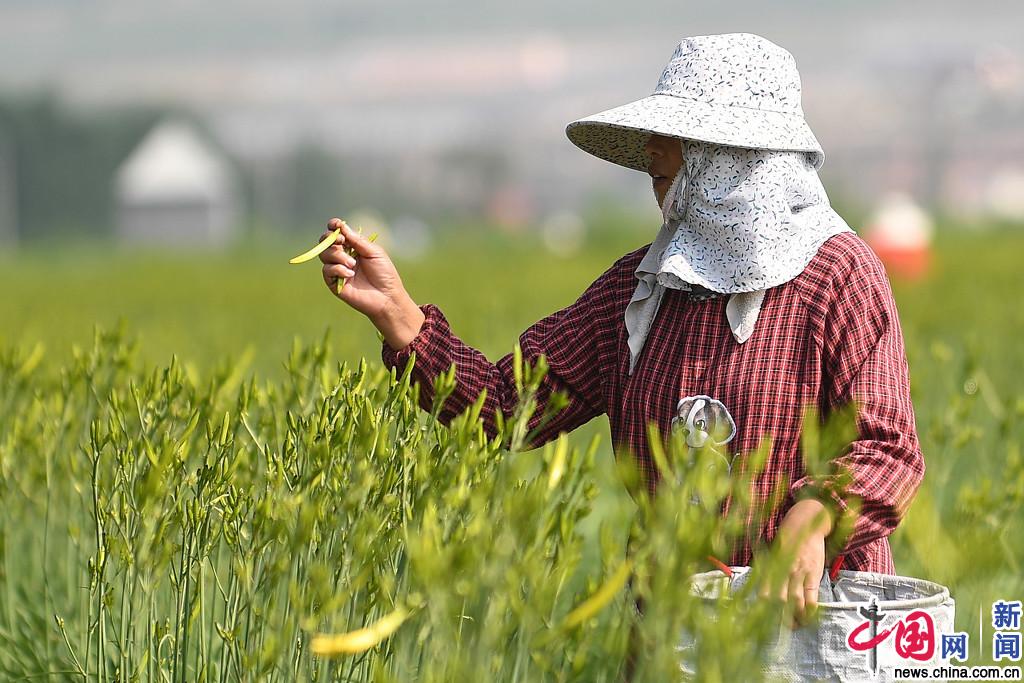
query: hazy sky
[
  {"left": 2, "top": 0, "right": 1020, "bottom": 215},
  {"left": 0, "top": 0, "right": 1020, "bottom": 85}
]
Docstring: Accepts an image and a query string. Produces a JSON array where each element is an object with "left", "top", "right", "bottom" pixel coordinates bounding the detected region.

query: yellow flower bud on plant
[
  {"left": 562, "top": 559, "right": 633, "bottom": 629},
  {"left": 310, "top": 604, "right": 411, "bottom": 657}
]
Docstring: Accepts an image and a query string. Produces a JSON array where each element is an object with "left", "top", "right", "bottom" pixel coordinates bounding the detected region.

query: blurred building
[
  {"left": 4, "top": 3, "right": 1022, "bottom": 227},
  {"left": 115, "top": 119, "right": 238, "bottom": 246}
]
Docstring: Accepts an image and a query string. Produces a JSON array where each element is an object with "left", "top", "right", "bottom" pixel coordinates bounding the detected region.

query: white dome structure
[{"left": 115, "top": 120, "right": 238, "bottom": 246}]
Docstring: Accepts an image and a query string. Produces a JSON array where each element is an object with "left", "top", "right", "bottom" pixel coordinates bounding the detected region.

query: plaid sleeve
[
  {"left": 790, "top": 248, "right": 925, "bottom": 554},
  {"left": 380, "top": 266, "right": 618, "bottom": 450}
]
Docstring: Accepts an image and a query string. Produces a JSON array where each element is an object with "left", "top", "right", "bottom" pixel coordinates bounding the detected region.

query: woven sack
[{"left": 677, "top": 566, "right": 956, "bottom": 682}]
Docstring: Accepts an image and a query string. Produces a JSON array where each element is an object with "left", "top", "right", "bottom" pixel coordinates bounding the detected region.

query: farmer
[{"left": 316, "top": 32, "right": 924, "bottom": 636}]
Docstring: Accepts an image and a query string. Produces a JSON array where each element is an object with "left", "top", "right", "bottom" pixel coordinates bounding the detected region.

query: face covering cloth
[{"left": 624, "top": 139, "right": 854, "bottom": 376}]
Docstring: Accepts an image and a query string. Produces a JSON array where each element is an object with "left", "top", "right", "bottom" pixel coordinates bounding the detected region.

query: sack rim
[{"left": 688, "top": 567, "right": 952, "bottom": 612}]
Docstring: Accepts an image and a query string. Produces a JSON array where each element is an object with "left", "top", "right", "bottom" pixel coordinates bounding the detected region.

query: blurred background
[
  {"left": 1, "top": 0, "right": 1022, "bottom": 369},
  {"left": 1, "top": 0, "right": 1022, "bottom": 246},
  {"left": 1, "top": 0, "right": 1022, "bottom": 665}
]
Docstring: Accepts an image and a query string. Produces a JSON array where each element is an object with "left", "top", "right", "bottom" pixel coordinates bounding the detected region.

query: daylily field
[{"left": 1, "top": 217, "right": 1021, "bottom": 681}]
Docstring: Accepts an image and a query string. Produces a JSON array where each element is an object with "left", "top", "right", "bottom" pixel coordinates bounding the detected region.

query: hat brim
[{"left": 566, "top": 93, "right": 825, "bottom": 172}]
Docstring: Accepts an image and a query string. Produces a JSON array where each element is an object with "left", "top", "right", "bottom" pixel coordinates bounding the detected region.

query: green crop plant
[
  {"left": 1, "top": 218, "right": 1022, "bottom": 679},
  {"left": 0, "top": 326, "right": 813, "bottom": 682}
]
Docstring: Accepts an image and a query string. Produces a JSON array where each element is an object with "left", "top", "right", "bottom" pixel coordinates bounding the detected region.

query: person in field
[{"left": 315, "top": 32, "right": 924, "bottom": 636}]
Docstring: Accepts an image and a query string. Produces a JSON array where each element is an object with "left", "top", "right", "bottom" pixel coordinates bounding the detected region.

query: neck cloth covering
[{"left": 624, "top": 138, "right": 854, "bottom": 375}]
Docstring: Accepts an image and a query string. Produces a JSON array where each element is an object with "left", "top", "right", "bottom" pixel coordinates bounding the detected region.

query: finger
[
  {"left": 324, "top": 262, "right": 355, "bottom": 279},
  {"left": 776, "top": 575, "right": 789, "bottom": 606},
  {"left": 339, "top": 221, "right": 381, "bottom": 258},
  {"left": 321, "top": 266, "right": 339, "bottom": 291},
  {"left": 323, "top": 263, "right": 355, "bottom": 283},
  {"left": 802, "top": 573, "right": 820, "bottom": 622},
  {"left": 319, "top": 245, "right": 357, "bottom": 266},
  {"left": 788, "top": 572, "right": 806, "bottom": 628},
  {"left": 319, "top": 227, "right": 344, "bottom": 246}
]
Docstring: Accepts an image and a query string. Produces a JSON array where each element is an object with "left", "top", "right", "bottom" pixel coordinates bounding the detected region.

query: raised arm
[
  {"left": 379, "top": 268, "right": 618, "bottom": 450},
  {"left": 317, "top": 218, "right": 619, "bottom": 450}
]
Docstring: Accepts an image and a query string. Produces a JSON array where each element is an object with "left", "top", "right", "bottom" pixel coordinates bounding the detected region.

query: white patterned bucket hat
[{"left": 566, "top": 32, "right": 825, "bottom": 171}]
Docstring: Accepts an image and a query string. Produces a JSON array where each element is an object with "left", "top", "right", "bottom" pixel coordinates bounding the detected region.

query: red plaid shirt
[{"left": 381, "top": 231, "right": 925, "bottom": 573}]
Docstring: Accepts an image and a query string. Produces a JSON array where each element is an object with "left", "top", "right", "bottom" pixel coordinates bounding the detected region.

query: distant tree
[{"left": 0, "top": 93, "right": 163, "bottom": 240}]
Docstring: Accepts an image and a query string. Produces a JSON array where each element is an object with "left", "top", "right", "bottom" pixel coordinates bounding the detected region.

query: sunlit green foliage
[
  {"left": 0, "top": 328, "right": 810, "bottom": 680},
  {"left": 0, "top": 220, "right": 1022, "bottom": 678}
]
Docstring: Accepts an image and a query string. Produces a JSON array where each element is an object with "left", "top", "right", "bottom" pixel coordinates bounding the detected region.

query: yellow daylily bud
[
  {"left": 310, "top": 605, "right": 411, "bottom": 657},
  {"left": 289, "top": 228, "right": 341, "bottom": 264}
]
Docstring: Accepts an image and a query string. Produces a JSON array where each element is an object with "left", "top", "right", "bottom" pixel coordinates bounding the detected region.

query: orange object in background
[
  {"left": 863, "top": 193, "right": 934, "bottom": 281},
  {"left": 867, "top": 243, "right": 930, "bottom": 281}
]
